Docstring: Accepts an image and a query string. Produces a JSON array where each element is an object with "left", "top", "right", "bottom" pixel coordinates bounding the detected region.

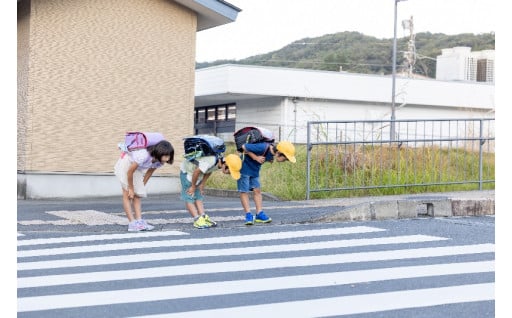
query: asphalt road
[{"left": 17, "top": 216, "right": 495, "bottom": 317}]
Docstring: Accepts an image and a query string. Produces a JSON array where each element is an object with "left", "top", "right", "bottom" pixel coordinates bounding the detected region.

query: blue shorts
[
  {"left": 237, "top": 174, "right": 260, "bottom": 193},
  {"left": 180, "top": 171, "right": 204, "bottom": 203}
]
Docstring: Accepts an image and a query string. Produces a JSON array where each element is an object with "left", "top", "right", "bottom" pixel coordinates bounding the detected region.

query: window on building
[
  {"left": 207, "top": 107, "right": 216, "bottom": 121},
  {"left": 217, "top": 105, "right": 227, "bottom": 121},
  {"left": 194, "top": 104, "right": 236, "bottom": 135},
  {"left": 195, "top": 108, "right": 206, "bottom": 124},
  {"left": 227, "top": 105, "right": 236, "bottom": 120},
  {"left": 477, "top": 59, "right": 488, "bottom": 82}
]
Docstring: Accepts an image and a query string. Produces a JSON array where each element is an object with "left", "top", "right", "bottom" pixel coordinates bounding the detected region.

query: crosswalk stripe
[
  {"left": 17, "top": 230, "right": 189, "bottom": 246},
  {"left": 17, "top": 226, "right": 385, "bottom": 258},
  {"left": 17, "top": 262, "right": 494, "bottom": 312},
  {"left": 17, "top": 216, "right": 245, "bottom": 226},
  {"left": 18, "top": 243, "right": 494, "bottom": 288},
  {"left": 17, "top": 234, "right": 448, "bottom": 271},
  {"left": 132, "top": 283, "right": 495, "bottom": 318},
  {"left": 45, "top": 210, "right": 128, "bottom": 225}
]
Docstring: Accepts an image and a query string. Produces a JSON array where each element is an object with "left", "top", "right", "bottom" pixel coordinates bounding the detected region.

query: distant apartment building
[{"left": 436, "top": 47, "right": 495, "bottom": 83}]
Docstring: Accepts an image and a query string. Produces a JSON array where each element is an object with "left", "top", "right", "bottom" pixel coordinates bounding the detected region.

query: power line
[
  {"left": 243, "top": 59, "right": 393, "bottom": 68},
  {"left": 289, "top": 42, "right": 392, "bottom": 46}
]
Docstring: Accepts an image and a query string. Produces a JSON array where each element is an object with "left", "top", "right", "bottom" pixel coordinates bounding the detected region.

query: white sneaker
[
  {"left": 139, "top": 219, "right": 155, "bottom": 231},
  {"left": 128, "top": 220, "right": 145, "bottom": 232}
]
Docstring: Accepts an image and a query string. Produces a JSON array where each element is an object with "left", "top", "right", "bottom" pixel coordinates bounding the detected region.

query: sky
[{"left": 196, "top": 0, "right": 500, "bottom": 63}]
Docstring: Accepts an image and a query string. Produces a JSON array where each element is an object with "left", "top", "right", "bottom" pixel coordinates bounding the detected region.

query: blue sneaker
[
  {"left": 245, "top": 213, "right": 255, "bottom": 225},
  {"left": 255, "top": 211, "right": 272, "bottom": 223}
]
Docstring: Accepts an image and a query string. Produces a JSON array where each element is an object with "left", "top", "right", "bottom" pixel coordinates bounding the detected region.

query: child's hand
[{"left": 187, "top": 186, "right": 196, "bottom": 196}]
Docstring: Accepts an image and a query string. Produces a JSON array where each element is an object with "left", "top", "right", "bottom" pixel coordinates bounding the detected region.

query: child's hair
[{"left": 147, "top": 140, "right": 175, "bottom": 164}]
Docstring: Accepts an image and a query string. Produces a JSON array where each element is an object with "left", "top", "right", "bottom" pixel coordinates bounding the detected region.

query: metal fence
[{"left": 306, "top": 118, "right": 495, "bottom": 200}]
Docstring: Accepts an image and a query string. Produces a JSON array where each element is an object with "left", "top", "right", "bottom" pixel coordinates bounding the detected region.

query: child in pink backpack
[{"left": 114, "top": 140, "right": 174, "bottom": 232}]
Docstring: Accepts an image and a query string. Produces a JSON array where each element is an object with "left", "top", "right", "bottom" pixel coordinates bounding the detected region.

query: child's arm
[
  {"left": 242, "top": 145, "right": 265, "bottom": 164},
  {"left": 199, "top": 172, "right": 212, "bottom": 194},
  {"left": 143, "top": 168, "right": 156, "bottom": 185},
  {"left": 186, "top": 168, "right": 202, "bottom": 195},
  {"left": 127, "top": 162, "right": 139, "bottom": 199}
]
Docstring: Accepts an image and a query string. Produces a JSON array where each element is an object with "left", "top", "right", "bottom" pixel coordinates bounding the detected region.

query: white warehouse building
[{"left": 194, "top": 64, "right": 495, "bottom": 144}]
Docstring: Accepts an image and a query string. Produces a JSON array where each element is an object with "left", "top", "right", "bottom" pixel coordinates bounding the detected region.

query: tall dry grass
[{"left": 206, "top": 143, "right": 495, "bottom": 200}]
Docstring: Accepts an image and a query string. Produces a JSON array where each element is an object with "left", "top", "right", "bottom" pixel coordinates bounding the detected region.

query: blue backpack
[{"left": 183, "top": 135, "right": 226, "bottom": 163}]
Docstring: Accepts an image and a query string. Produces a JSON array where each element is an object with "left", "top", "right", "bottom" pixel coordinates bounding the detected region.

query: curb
[
  {"left": 312, "top": 197, "right": 495, "bottom": 223},
  {"left": 204, "top": 188, "right": 282, "bottom": 201},
  {"left": 204, "top": 189, "right": 495, "bottom": 224}
]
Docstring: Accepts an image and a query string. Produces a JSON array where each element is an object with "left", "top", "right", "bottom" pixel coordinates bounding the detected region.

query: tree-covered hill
[{"left": 196, "top": 31, "right": 495, "bottom": 78}]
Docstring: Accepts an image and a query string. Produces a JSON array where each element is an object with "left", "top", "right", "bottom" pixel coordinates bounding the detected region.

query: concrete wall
[
  {"left": 18, "top": 173, "right": 181, "bottom": 200},
  {"left": 278, "top": 97, "right": 494, "bottom": 144},
  {"left": 206, "top": 95, "right": 494, "bottom": 146},
  {"left": 235, "top": 97, "right": 284, "bottom": 137}
]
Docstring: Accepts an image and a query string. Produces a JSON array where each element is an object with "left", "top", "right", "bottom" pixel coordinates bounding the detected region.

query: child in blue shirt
[{"left": 238, "top": 140, "right": 296, "bottom": 225}]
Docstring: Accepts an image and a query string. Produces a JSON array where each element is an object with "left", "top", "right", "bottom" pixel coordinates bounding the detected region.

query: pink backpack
[{"left": 119, "top": 132, "right": 165, "bottom": 152}]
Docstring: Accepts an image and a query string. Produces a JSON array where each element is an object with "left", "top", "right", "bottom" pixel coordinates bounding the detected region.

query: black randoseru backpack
[
  {"left": 183, "top": 135, "right": 226, "bottom": 163},
  {"left": 233, "top": 126, "right": 275, "bottom": 152}
]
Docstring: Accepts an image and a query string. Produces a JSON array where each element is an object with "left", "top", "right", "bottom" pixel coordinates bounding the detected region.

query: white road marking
[
  {"left": 17, "top": 243, "right": 493, "bottom": 288},
  {"left": 135, "top": 283, "right": 495, "bottom": 318},
  {"left": 18, "top": 234, "right": 447, "bottom": 271},
  {"left": 17, "top": 230, "right": 189, "bottom": 247},
  {"left": 17, "top": 226, "right": 384, "bottom": 258},
  {"left": 17, "top": 262, "right": 494, "bottom": 312},
  {"left": 46, "top": 210, "right": 128, "bottom": 225},
  {"left": 17, "top": 215, "right": 243, "bottom": 226},
  {"left": 17, "top": 204, "right": 325, "bottom": 226}
]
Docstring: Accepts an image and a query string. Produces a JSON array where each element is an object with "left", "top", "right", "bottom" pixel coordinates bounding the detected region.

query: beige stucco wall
[
  {"left": 18, "top": 0, "right": 31, "bottom": 172},
  {"left": 18, "top": 0, "right": 197, "bottom": 176}
]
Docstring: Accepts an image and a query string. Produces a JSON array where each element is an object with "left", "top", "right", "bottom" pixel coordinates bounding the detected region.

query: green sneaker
[
  {"left": 203, "top": 214, "right": 217, "bottom": 227},
  {"left": 193, "top": 215, "right": 210, "bottom": 229}
]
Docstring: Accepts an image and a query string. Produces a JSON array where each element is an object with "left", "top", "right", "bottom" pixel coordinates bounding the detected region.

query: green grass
[{"left": 207, "top": 143, "right": 495, "bottom": 201}]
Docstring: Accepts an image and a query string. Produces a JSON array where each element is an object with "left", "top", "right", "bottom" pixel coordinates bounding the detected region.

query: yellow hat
[
  {"left": 224, "top": 154, "right": 242, "bottom": 180},
  {"left": 276, "top": 141, "right": 296, "bottom": 163}
]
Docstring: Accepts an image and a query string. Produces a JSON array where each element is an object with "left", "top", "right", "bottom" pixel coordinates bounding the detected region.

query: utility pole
[
  {"left": 391, "top": 0, "right": 407, "bottom": 142},
  {"left": 402, "top": 16, "right": 415, "bottom": 77}
]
